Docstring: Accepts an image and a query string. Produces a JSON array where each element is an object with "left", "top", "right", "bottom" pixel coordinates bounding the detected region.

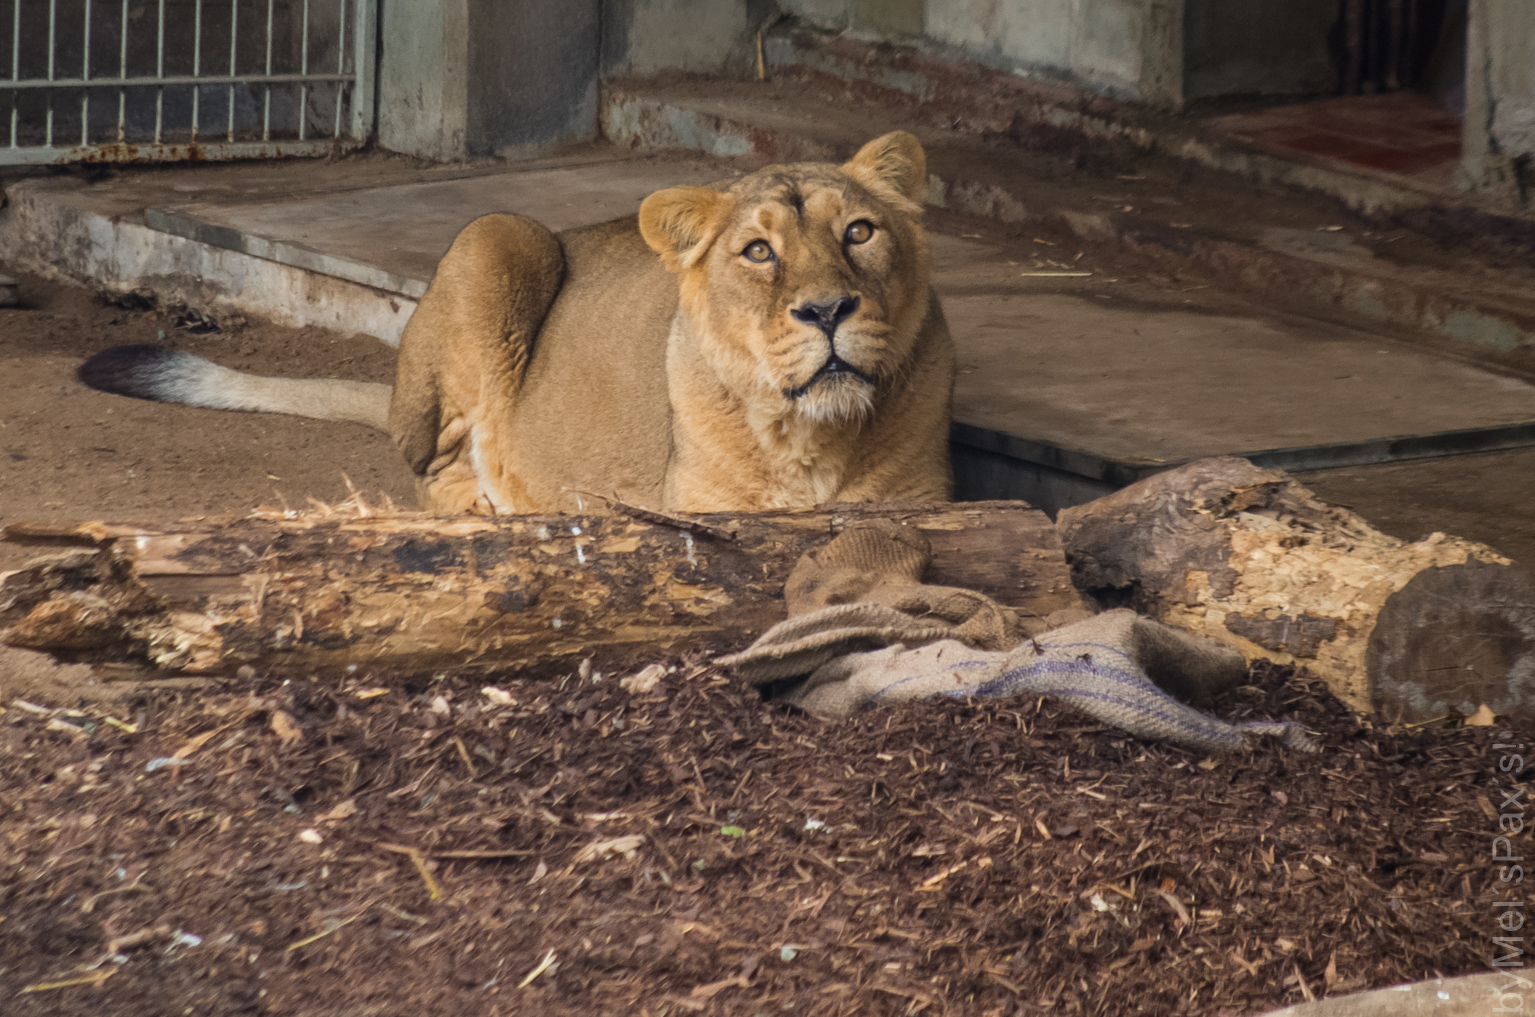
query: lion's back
[{"left": 508, "top": 216, "right": 680, "bottom": 510}]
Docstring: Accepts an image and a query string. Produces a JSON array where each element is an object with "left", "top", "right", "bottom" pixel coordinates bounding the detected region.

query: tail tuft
[
  {"left": 77, "top": 344, "right": 393, "bottom": 428},
  {"left": 77, "top": 344, "right": 205, "bottom": 403}
]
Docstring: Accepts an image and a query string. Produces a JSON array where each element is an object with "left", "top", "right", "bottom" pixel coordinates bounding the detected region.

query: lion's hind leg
[{"left": 389, "top": 214, "right": 564, "bottom": 515}]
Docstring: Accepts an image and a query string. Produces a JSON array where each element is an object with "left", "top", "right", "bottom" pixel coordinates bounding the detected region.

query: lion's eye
[
  {"left": 844, "top": 220, "right": 874, "bottom": 245},
  {"left": 743, "top": 240, "right": 774, "bottom": 263}
]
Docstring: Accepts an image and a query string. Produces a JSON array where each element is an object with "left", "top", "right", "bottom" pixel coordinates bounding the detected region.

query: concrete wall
[
  {"left": 780, "top": 0, "right": 922, "bottom": 36},
  {"left": 925, "top": 0, "right": 1181, "bottom": 103},
  {"left": 787, "top": 0, "right": 1348, "bottom": 106},
  {"left": 778, "top": 0, "right": 1180, "bottom": 104},
  {"left": 475, "top": 3, "right": 600, "bottom": 157},
  {"left": 852, "top": 0, "right": 925, "bottom": 37},
  {"left": 380, "top": 0, "right": 771, "bottom": 159},
  {"left": 780, "top": 0, "right": 849, "bottom": 30},
  {"left": 601, "top": 0, "right": 778, "bottom": 76},
  {"left": 379, "top": 0, "right": 598, "bottom": 161},
  {"left": 379, "top": 1, "right": 467, "bottom": 161},
  {"left": 373, "top": 0, "right": 1359, "bottom": 162},
  {"left": 373, "top": 0, "right": 1185, "bottom": 134},
  {"left": 1461, "top": 0, "right": 1535, "bottom": 209},
  {"left": 1183, "top": 0, "right": 1337, "bottom": 102}
]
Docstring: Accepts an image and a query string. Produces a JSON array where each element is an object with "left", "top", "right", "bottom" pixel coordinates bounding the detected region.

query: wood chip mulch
[{"left": 0, "top": 658, "right": 1516, "bottom": 1016}]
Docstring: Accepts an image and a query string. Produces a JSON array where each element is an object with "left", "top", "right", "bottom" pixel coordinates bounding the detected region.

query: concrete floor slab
[
  {"left": 930, "top": 231, "right": 1535, "bottom": 506},
  {"left": 935, "top": 232, "right": 1535, "bottom": 458},
  {"left": 145, "top": 155, "right": 734, "bottom": 299},
  {"left": 1298, "top": 445, "right": 1535, "bottom": 566},
  {"left": 0, "top": 148, "right": 730, "bottom": 346}
]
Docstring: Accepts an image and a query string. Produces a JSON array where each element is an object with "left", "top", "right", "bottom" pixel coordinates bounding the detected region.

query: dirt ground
[
  {"left": 0, "top": 268, "right": 413, "bottom": 577},
  {"left": 1, "top": 264, "right": 1533, "bottom": 1015},
  {"left": 0, "top": 656, "right": 1514, "bottom": 1017}
]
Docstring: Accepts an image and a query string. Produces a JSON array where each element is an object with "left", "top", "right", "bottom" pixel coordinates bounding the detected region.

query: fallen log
[
  {"left": 0, "top": 501, "right": 1080, "bottom": 680},
  {"left": 1057, "top": 456, "right": 1535, "bottom": 722}
]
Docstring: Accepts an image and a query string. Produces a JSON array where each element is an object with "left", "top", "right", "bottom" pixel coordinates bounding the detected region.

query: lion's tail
[{"left": 77, "top": 345, "right": 392, "bottom": 430}]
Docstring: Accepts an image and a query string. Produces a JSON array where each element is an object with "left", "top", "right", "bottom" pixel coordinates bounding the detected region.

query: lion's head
[{"left": 638, "top": 132, "right": 932, "bottom": 426}]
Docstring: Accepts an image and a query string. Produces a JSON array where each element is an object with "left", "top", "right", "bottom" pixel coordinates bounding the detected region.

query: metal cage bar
[
  {"left": 261, "top": 0, "right": 272, "bottom": 141},
  {"left": 153, "top": 0, "right": 163, "bottom": 144},
  {"left": 296, "top": 0, "right": 307, "bottom": 140},
  {"left": 331, "top": 0, "right": 341, "bottom": 139},
  {"left": 116, "top": 0, "right": 126, "bottom": 141},
  {"left": 0, "top": 0, "right": 377, "bottom": 165},
  {"left": 190, "top": 0, "right": 202, "bottom": 140},
  {"left": 45, "top": 0, "right": 54, "bottom": 147},
  {"left": 225, "top": 0, "right": 235, "bottom": 140},
  {"left": 5, "top": 70, "right": 351, "bottom": 88},
  {"left": 9, "top": 0, "right": 19, "bottom": 149},
  {"left": 80, "top": 0, "right": 90, "bottom": 145}
]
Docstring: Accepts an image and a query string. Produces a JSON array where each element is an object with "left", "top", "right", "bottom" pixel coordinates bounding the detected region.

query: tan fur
[{"left": 391, "top": 132, "right": 955, "bottom": 515}]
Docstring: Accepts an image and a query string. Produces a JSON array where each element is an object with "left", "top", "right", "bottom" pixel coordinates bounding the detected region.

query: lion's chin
[{"left": 791, "top": 375, "right": 876, "bottom": 425}]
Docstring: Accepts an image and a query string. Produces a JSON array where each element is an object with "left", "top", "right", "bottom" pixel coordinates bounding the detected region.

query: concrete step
[
  {"left": 0, "top": 148, "right": 724, "bottom": 346},
  {"left": 1, "top": 154, "right": 465, "bottom": 344},
  {"left": 604, "top": 75, "right": 1535, "bottom": 383},
  {"left": 136, "top": 150, "right": 730, "bottom": 341}
]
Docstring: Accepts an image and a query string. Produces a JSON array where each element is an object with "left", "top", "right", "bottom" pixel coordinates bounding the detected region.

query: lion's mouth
[{"left": 783, "top": 355, "right": 876, "bottom": 400}]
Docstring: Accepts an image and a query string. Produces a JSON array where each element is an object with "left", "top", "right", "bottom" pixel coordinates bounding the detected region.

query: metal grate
[{"left": 2, "top": 0, "right": 375, "bottom": 164}]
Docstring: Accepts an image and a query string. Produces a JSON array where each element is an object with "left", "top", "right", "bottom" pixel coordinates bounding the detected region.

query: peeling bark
[{"left": 2, "top": 502, "right": 1078, "bottom": 680}]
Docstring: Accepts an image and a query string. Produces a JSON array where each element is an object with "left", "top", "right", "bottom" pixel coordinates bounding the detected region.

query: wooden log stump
[
  {"left": 0, "top": 501, "right": 1079, "bottom": 680},
  {"left": 1057, "top": 456, "right": 1535, "bottom": 722}
]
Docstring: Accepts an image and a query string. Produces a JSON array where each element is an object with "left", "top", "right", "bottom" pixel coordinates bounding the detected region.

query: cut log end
[{"left": 1369, "top": 559, "right": 1535, "bottom": 723}]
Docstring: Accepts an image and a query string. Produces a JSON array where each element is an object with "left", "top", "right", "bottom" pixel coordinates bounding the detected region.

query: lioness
[{"left": 78, "top": 131, "right": 955, "bottom": 514}]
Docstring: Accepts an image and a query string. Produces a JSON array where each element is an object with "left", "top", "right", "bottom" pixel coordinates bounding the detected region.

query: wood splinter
[{"left": 563, "top": 488, "right": 739, "bottom": 541}]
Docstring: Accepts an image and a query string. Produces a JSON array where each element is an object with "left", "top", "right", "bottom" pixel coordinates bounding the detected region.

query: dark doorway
[
  {"left": 1201, "top": 0, "right": 1469, "bottom": 189},
  {"left": 1337, "top": 0, "right": 1468, "bottom": 113}
]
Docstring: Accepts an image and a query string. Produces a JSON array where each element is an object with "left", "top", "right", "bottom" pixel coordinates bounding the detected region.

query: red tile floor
[{"left": 1208, "top": 91, "right": 1463, "bottom": 191}]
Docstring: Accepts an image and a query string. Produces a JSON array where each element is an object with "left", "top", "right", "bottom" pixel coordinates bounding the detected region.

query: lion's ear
[
  {"left": 639, "top": 186, "right": 735, "bottom": 272},
  {"left": 842, "top": 131, "right": 927, "bottom": 206}
]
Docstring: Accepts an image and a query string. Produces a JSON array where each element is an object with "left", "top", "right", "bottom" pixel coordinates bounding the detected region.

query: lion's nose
[{"left": 790, "top": 295, "right": 860, "bottom": 336}]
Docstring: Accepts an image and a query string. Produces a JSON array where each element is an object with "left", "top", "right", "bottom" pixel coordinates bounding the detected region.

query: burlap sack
[{"left": 719, "top": 521, "right": 1316, "bottom": 754}]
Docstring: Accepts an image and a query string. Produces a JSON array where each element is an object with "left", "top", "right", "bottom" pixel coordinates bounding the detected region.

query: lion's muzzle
[
  {"left": 789, "top": 295, "right": 861, "bottom": 337},
  {"left": 783, "top": 353, "right": 877, "bottom": 401},
  {"left": 782, "top": 293, "right": 877, "bottom": 402}
]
